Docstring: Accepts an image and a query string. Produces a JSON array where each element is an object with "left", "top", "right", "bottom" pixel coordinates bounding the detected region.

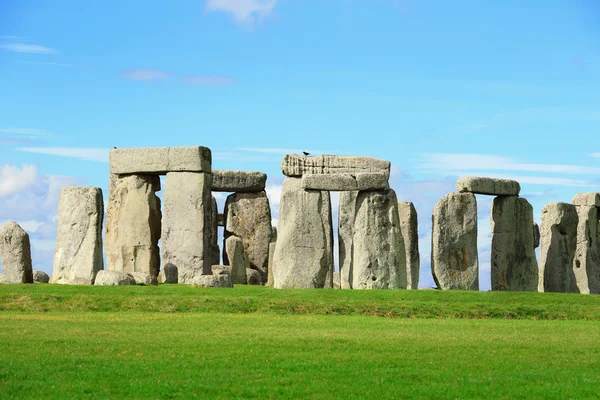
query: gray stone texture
[
  {"left": 573, "top": 204, "right": 600, "bottom": 294},
  {"left": 212, "top": 265, "right": 232, "bottom": 276},
  {"left": 351, "top": 189, "right": 407, "bottom": 290},
  {"left": 246, "top": 268, "right": 262, "bottom": 285},
  {"left": 105, "top": 174, "right": 161, "bottom": 277},
  {"left": 158, "top": 264, "right": 178, "bottom": 284},
  {"left": 193, "top": 274, "right": 233, "bottom": 288},
  {"left": 211, "top": 170, "right": 266, "bottom": 192},
  {"left": 110, "top": 146, "right": 211, "bottom": 175},
  {"left": 273, "top": 177, "right": 333, "bottom": 289},
  {"left": 208, "top": 196, "right": 220, "bottom": 266},
  {"left": 0, "top": 221, "right": 33, "bottom": 284},
  {"left": 161, "top": 172, "right": 212, "bottom": 284},
  {"left": 282, "top": 154, "right": 390, "bottom": 177},
  {"left": 456, "top": 176, "right": 520, "bottom": 196},
  {"left": 223, "top": 191, "right": 272, "bottom": 283},
  {"left": 225, "top": 235, "right": 249, "bottom": 284},
  {"left": 0, "top": 274, "right": 5, "bottom": 284},
  {"left": 398, "top": 202, "right": 420, "bottom": 290},
  {"left": 338, "top": 191, "right": 358, "bottom": 289},
  {"left": 533, "top": 223, "right": 540, "bottom": 249},
  {"left": 539, "top": 202, "right": 579, "bottom": 293},
  {"left": 130, "top": 272, "right": 158, "bottom": 285},
  {"left": 332, "top": 271, "right": 341, "bottom": 289},
  {"left": 431, "top": 193, "right": 479, "bottom": 290},
  {"left": 94, "top": 270, "right": 136, "bottom": 286},
  {"left": 52, "top": 187, "right": 104, "bottom": 285},
  {"left": 33, "top": 270, "right": 50, "bottom": 283},
  {"left": 301, "top": 173, "right": 389, "bottom": 191},
  {"left": 490, "top": 196, "right": 538, "bottom": 292},
  {"left": 572, "top": 192, "right": 600, "bottom": 207}
]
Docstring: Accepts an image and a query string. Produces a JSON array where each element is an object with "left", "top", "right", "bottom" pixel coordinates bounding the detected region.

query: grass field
[{"left": 1, "top": 285, "right": 600, "bottom": 399}]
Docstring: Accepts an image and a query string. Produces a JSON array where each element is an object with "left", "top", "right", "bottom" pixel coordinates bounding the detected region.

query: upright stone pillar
[
  {"left": 572, "top": 193, "right": 600, "bottom": 294},
  {"left": 162, "top": 172, "right": 212, "bottom": 284},
  {"left": 223, "top": 191, "right": 272, "bottom": 283},
  {"left": 398, "top": 201, "right": 420, "bottom": 290},
  {"left": 490, "top": 196, "right": 538, "bottom": 291},
  {"left": 431, "top": 192, "right": 479, "bottom": 290},
  {"left": 0, "top": 221, "right": 33, "bottom": 283},
  {"left": 52, "top": 187, "right": 104, "bottom": 284},
  {"left": 272, "top": 177, "right": 333, "bottom": 289},
  {"left": 338, "top": 191, "right": 358, "bottom": 289},
  {"left": 105, "top": 174, "right": 161, "bottom": 277},
  {"left": 539, "top": 202, "right": 578, "bottom": 293},
  {"left": 351, "top": 189, "right": 406, "bottom": 289},
  {"left": 266, "top": 227, "right": 277, "bottom": 287},
  {"left": 209, "top": 195, "right": 220, "bottom": 266}
]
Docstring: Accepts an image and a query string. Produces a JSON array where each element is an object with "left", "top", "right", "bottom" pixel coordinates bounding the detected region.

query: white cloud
[
  {"left": 265, "top": 183, "right": 282, "bottom": 209},
  {"left": 0, "top": 164, "right": 38, "bottom": 196},
  {"left": 0, "top": 128, "right": 48, "bottom": 137},
  {"left": 205, "top": 0, "right": 278, "bottom": 25},
  {"left": 591, "top": 153, "right": 600, "bottom": 158},
  {"left": 18, "top": 147, "right": 109, "bottom": 162},
  {"left": 120, "top": 70, "right": 171, "bottom": 81},
  {"left": 0, "top": 43, "right": 56, "bottom": 55}
]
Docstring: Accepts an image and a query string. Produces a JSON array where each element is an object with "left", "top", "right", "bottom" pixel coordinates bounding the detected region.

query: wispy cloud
[
  {"left": 0, "top": 35, "right": 19, "bottom": 40},
  {"left": 591, "top": 153, "right": 600, "bottom": 158},
  {"left": 0, "top": 128, "right": 49, "bottom": 137},
  {"left": 183, "top": 75, "right": 236, "bottom": 85},
  {"left": 120, "top": 69, "right": 171, "bottom": 81},
  {"left": 205, "top": 0, "right": 278, "bottom": 25},
  {"left": 18, "top": 147, "right": 108, "bottom": 162},
  {"left": 19, "top": 61, "right": 72, "bottom": 67},
  {"left": 0, "top": 43, "right": 56, "bottom": 55}
]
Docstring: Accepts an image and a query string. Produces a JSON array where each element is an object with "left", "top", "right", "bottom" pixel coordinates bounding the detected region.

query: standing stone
[
  {"left": 33, "top": 270, "right": 50, "bottom": 283},
  {"left": 533, "top": 223, "right": 540, "bottom": 249},
  {"left": 208, "top": 195, "right": 220, "bottom": 266},
  {"left": 162, "top": 172, "right": 212, "bottom": 284},
  {"left": 431, "top": 193, "right": 479, "bottom": 290},
  {"left": 158, "top": 263, "right": 178, "bottom": 284},
  {"left": 266, "top": 227, "right": 277, "bottom": 287},
  {"left": 0, "top": 221, "right": 33, "bottom": 283},
  {"left": 225, "top": 235, "right": 249, "bottom": 284},
  {"left": 539, "top": 202, "right": 579, "bottom": 293},
  {"left": 398, "top": 202, "right": 420, "bottom": 290},
  {"left": 490, "top": 196, "right": 538, "bottom": 291},
  {"left": 273, "top": 177, "right": 333, "bottom": 289},
  {"left": 223, "top": 191, "right": 272, "bottom": 283},
  {"left": 351, "top": 189, "right": 407, "bottom": 290},
  {"left": 52, "top": 187, "right": 103, "bottom": 285},
  {"left": 105, "top": 174, "right": 161, "bottom": 277},
  {"left": 572, "top": 196, "right": 600, "bottom": 294},
  {"left": 338, "top": 191, "right": 358, "bottom": 289}
]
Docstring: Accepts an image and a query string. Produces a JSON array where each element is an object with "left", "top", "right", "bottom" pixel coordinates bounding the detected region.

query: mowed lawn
[{"left": 0, "top": 286, "right": 599, "bottom": 399}]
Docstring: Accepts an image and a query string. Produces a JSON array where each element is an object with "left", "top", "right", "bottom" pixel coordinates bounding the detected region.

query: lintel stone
[
  {"left": 282, "top": 154, "right": 390, "bottom": 177},
  {"left": 211, "top": 170, "right": 266, "bottom": 192},
  {"left": 110, "top": 146, "right": 211, "bottom": 175},
  {"left": 301, "top": 172, "right": 389, "bottom": 191},
  {"left": 572, "top": 192, "right": 600, "bottom": 207},
  {"left": 456, "top": 176, "right": 520, "bottom": 196}
]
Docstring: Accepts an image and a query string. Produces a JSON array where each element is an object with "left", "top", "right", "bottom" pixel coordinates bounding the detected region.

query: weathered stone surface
[
  {"left": 338, "top": 191, "right": 358, "bottom": 289},
  {"left": 246, "top": 268, "right": 262, "bottom": 285},
  {"left": 573, "top": 205, "right": 600, "bottom": 294},
  {"left": 225, "top": 235, "right": 249, "bottom": 284},
  {"left": 161, "top": 172, "right": 212, "bottom": 284},
  {"left": 273, "top": 177, "right": 333, "bottom": 289},
  {"left": 266, "top": 227, "right": 277, "bottom": 287},
  {"left": 282, "top": 154, "right": 390, "bottom": 177},
  {"left": 211, "top": 170, "right": 266, "bottom": 192},
  {"left": 490, "top": 197, "right": 538, "bottom": 292},
  {"left": 0, "top": 274, "right": 5, "bottom": 284},
  {"left": 193, "top": 274, "right": 233, "bottom": 288},
  {"left": 110, "top": 146, "right": 211, "bottom": 175},
  {"left": 352, "top": 189, "right": 407, "bottom": 290},
  {"left": 223, "top": 191, "right": 272, "bottom": 283},
  {"left": 332, "top": 271, "right": 341, "bottom": 289},
  {"left": 94, "top": 270, "right": 136, "bottom": 286},
  {"left": 130, "top": 272, "right": 158, "bottom": 285},
  {"left": 212, "top": 265, "right": 232, "bottom": 276},
  {"left": 0, "top": 221, "right": 33, "bottom": 284},
  {"left": 533, "top": 223, "right": 540, "bottom": 249},
  {"left": 217, "top": 213, "right": 224, "bottom": 227},
  {"left": 324, "top": 264, "right": 334, "bottom": 288},
  {"left": 456, "top": 176, "right": 520, "bottom": 196},
  {"left": 33, "top": 270, "right": 50, "bottom": 283},
  {"left": 572, "top": 192, "right": 600, "bottom": 207},
  {"left": 105, "top": 174, "right": 161, "bottom": 277},
  {"left": 431, "top": 193, "right": 479, "bottom": 290},
  {"left": 208, "top": 196, "right": 220, "bottom": 266},
  {"left": 301, "top": 173, "right": 389, "bottom": 191},
  {"left": 398, "top": 202, "right": 420, "bottom": 290},
  {"left": 539, "top": 202, "right": 578, "bottom": 293},
  {"left": 52, "top": 187, "right": 103, "bottom": 285},
  {"left": 158, "top": 264, "right": 178, "bottom": 284}
]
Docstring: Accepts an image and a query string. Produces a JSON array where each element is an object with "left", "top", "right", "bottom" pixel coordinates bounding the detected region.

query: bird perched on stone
[{"left": 303, "top": 151, "right": 310, "bottom": 156}]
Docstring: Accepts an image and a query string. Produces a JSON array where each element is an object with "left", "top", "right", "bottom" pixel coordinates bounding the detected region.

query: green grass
[{"left": 1, "top": 285, "right": 600, "bottom": 399}]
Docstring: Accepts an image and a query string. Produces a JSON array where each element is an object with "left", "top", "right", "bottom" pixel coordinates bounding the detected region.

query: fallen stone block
[
  {"left": 94, "top": 270, "right": 136, "bottom": 286},
  {"left": 212, "top": 265, "right": 232, "bottom": 276},
  {"left": 246, "top": 268, "right": 262, "bottom": 285},
  {"left": 0, "top": 221, "right": 33, "bottom": 284},
  {"left": 110, "top": 146, "right": 211, "bottom": 175},
  {"left": 193, "top": 274, "right": 233, "bottom": 288},
  {"left": 282, "top": 154, "right": 390, "bottom": 177},
  {"left": 211, "top": 170, "right": 267, "bottom": 192},
  {"left": 130, "top": 272, "right": 158, "bottom": 285},
  {"left": 301, "top": 172, "right": 389, "bottom": 191},
  {"left": 456, "top": 176, "right": 520, "bottom": 196},
  {"left": 33, "top": 270, "right": 50, "bottom": 283}
]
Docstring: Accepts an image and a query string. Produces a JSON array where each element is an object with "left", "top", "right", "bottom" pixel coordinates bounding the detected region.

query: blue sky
[{"left": 0, "top": 0, "right": 599, "bottom": 289}]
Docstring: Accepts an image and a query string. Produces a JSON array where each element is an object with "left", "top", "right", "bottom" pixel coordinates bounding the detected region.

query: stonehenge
[{"left": 1, "top": 145, "right": 596, "bottom": 297}]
